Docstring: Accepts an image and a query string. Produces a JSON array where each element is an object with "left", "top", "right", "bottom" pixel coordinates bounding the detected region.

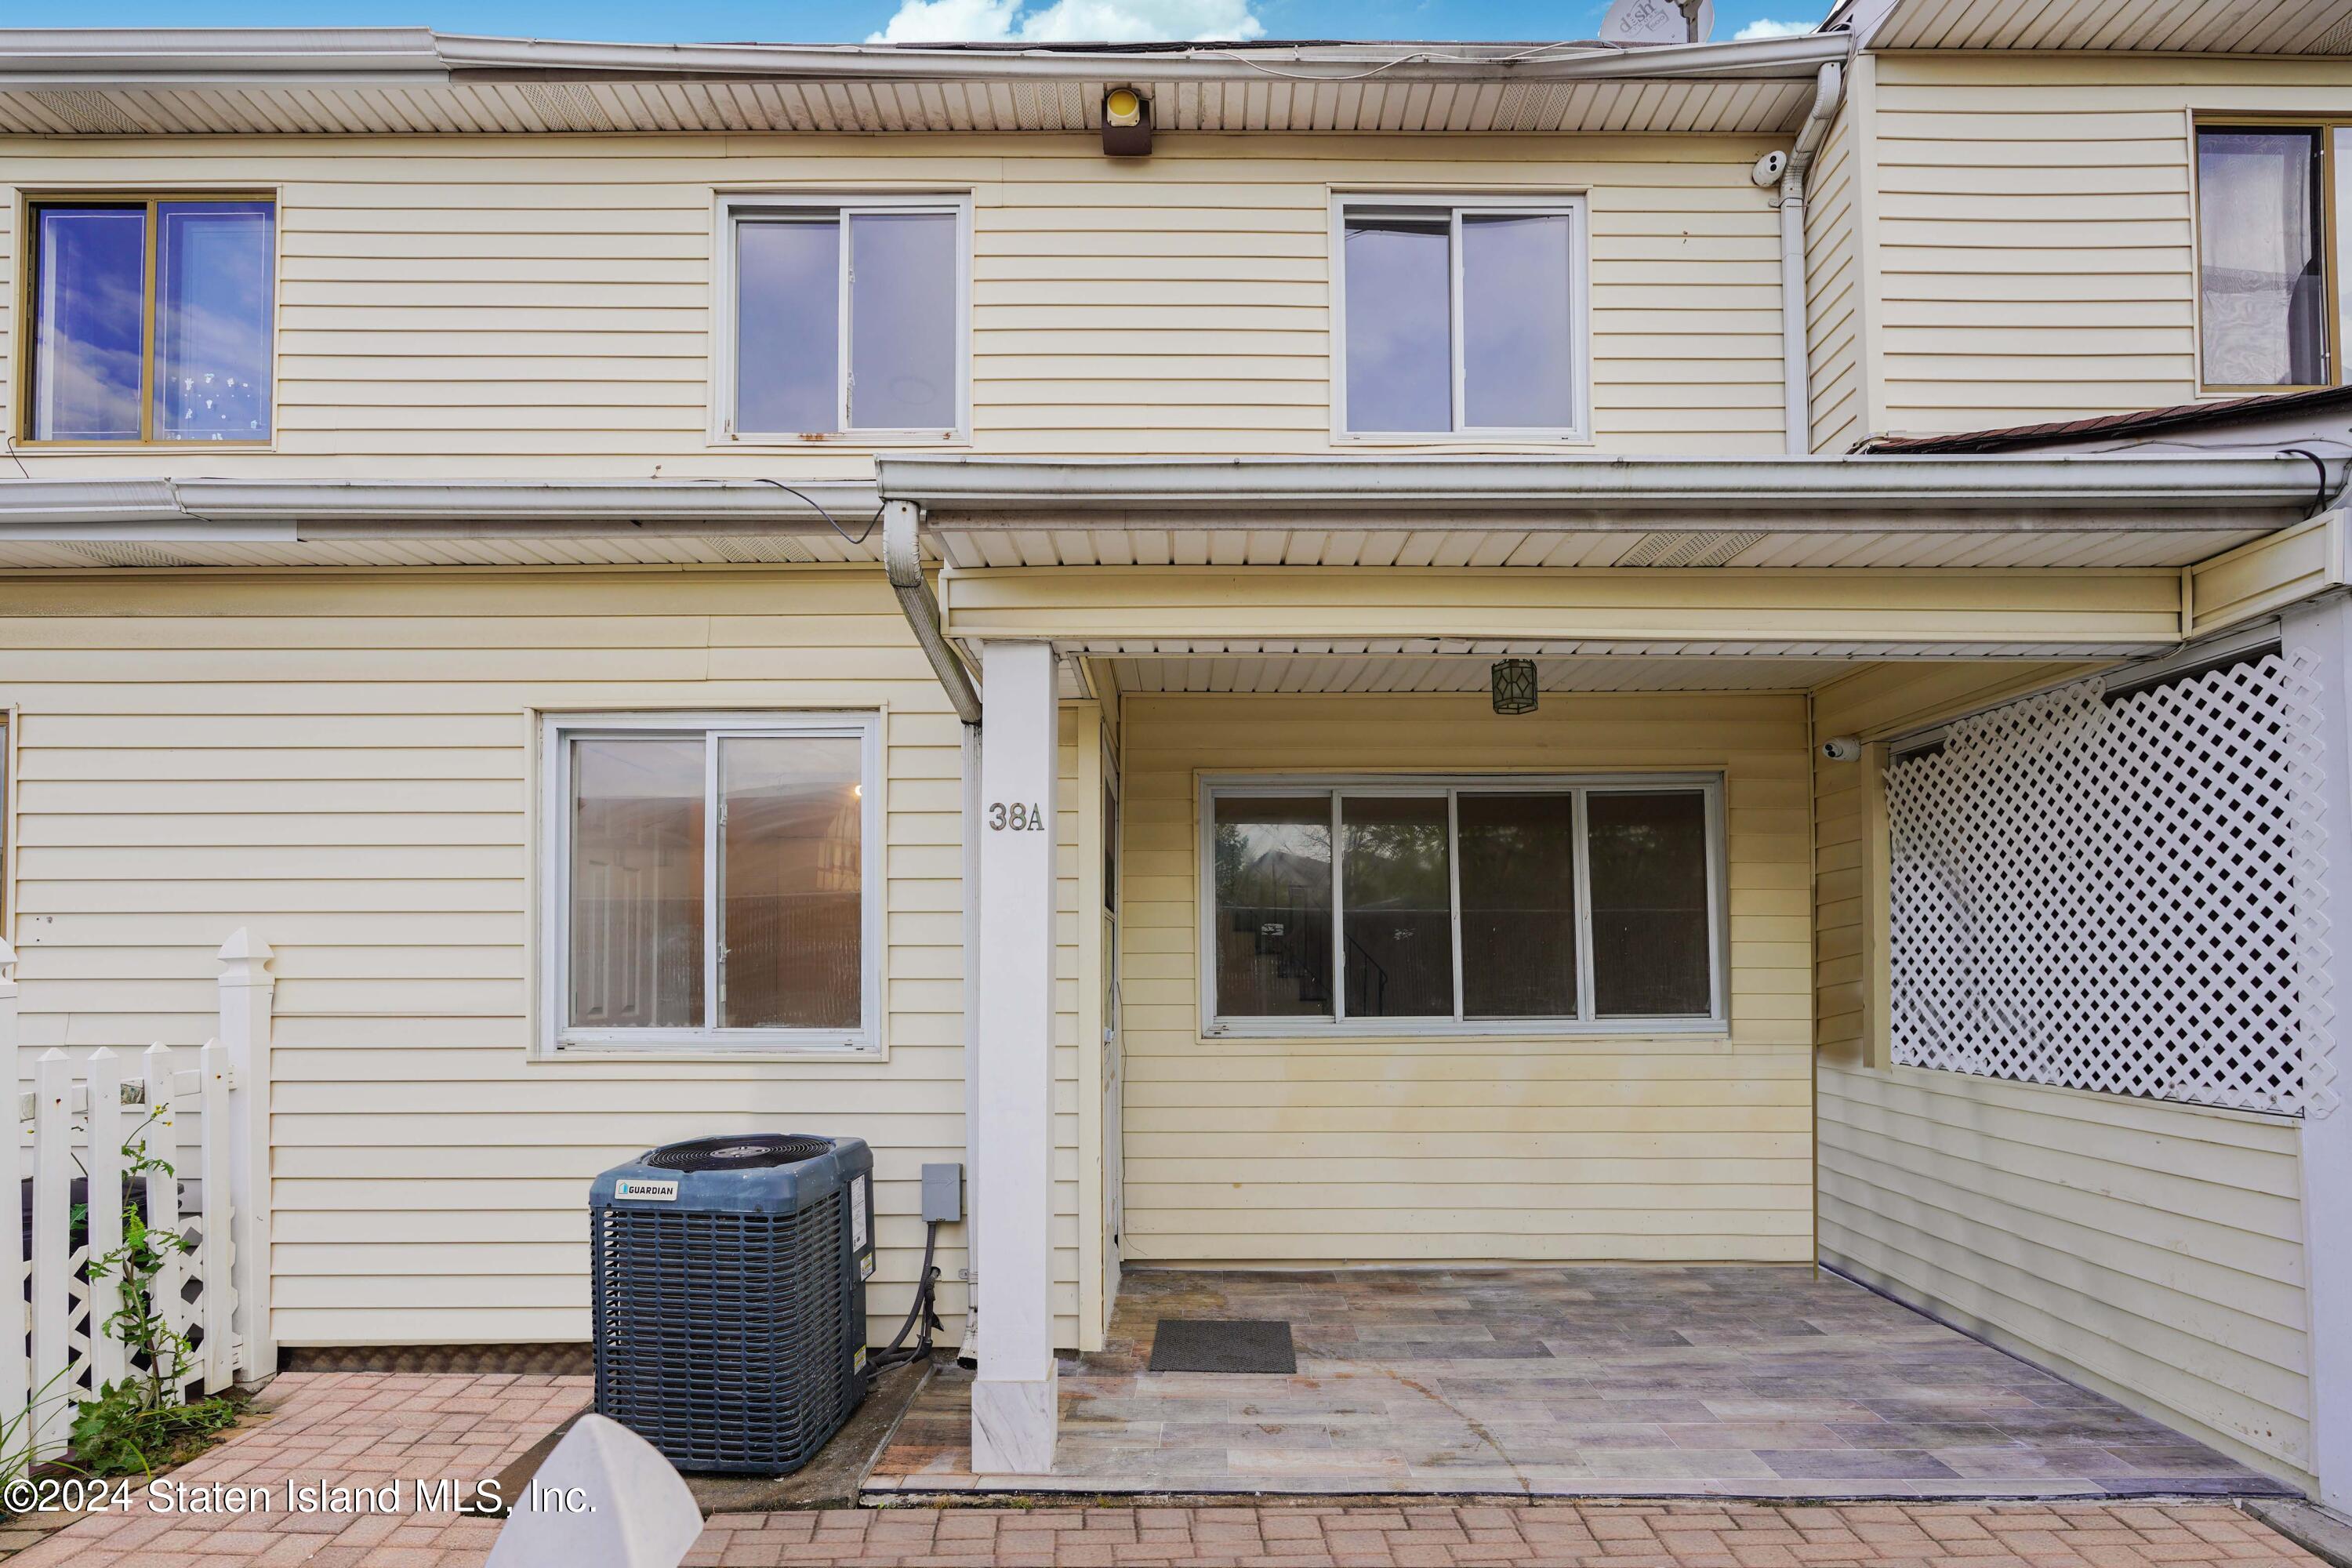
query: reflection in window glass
[
  {"left": 1587, "top": 791, "right": 1712, "bottom": 1017},
  {"left": 1214, "top": 796, "right": 1334, "bottom": 1018},
  {"left": 154, "top": 201, "right": 275, "bottom": 441},
  {"left": 2198, "top": 129, "right": 2327, "bottom": 387},
  {"left": 1343, "top": 215, "right": 1452, "bottom": 433},
  {"left": 30, "top": 207, "right": 147, "bottom": 442},
  {"left": 1458, "top": 793, "right": 1577, "bottom": 1018},
  {"left": 1463, "top": 214, "right": 1574, "bottom": 429},
  {"left": 568, "top": 738, "right": 706, "bottom": 1029},
  {"left": 737, "top": 219, "right": 841, "bottom": 434},
  {"left": 720, "top": 735, "right": 862, "bottom": 1029},
  {"left": 1342, "top": 796, "right": 1454, "bottom": 1018},
  {"left": 849, "top": 212, "right": 958, "bottom": 429}
]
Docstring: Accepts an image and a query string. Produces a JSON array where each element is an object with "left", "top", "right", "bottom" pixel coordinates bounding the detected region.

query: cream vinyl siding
[
  {"left": 1804, "top": 100, "right": 1864, "bottom": 455},
  {"left": 1871, "top": 55, "right": 2352, "bottom": 434},
  {"left": 1118, "top": 690, "right": 1814, "bottom": 1265},
  {"left": 1809, "top": 661, "right": 2310, "bottom": 1490},
  {"left": 0, "top": 132, "right": 1791, "bottom": 466},
  {"left": 0, "top": 567, "right": 1082, "bottom": 1352}
]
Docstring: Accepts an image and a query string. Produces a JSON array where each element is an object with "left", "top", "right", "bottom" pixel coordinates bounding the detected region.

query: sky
[{"left": 27, "top": 0, "right": 1828, "bottom": 49}]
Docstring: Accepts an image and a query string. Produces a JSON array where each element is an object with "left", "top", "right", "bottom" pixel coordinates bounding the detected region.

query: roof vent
[
  {"left": 61, "top": 542, "right": 201, "bottom": 570},
  {"left": 29, "top": 91, "right": 140, "bottom": 135},
  {"left": 708, "top": 535, "right": 818, "bottom": 564},
  {"left": 1613, "top": 531, "right": 1766, "bottom": 568}
]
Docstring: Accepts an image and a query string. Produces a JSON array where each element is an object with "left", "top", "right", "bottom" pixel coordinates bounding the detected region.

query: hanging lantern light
[{"left": 1490, "top": 659, "right": 1538, "bottom": 715}]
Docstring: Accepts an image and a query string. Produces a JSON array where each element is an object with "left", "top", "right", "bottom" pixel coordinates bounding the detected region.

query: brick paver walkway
[
  {"left": 684, "top": 1501, "right": 2321, "bottom": 1567},
  {"left": 2, "top": 1370, "right": 590, "bottom": 1567},
  {"left": 0, "top": 1374, "right": 2327, "bottom": 1568}
]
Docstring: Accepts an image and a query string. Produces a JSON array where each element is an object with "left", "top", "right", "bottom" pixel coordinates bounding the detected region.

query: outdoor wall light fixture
[
  {"left": 1102, "top": 85, "right": 1152, "bottom": 157},
  {"left": 1490, "top": 659, "right": 1539, "bottom": 715}
]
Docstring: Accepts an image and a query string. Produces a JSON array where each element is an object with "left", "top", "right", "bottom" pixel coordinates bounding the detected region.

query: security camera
[
  {"left": 1820, "top": 736, "right": 1863, "bottom": 762},
  {"left": 1751, "top": 150, "right": 1790, "bottom": 187}
]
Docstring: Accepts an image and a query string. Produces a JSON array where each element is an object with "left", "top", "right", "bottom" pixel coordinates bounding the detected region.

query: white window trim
[
  {"left": 712, "top": 191, "right": 974, "bottom": 445},
  {"left": 538, "top": 710, "right": 884, "bottom": 1058},
  {"left": 1198, "top": 772, "right": 1726, "bottom": 1039},
  {"left": 1328, "top": 193, "right": 1593, "bottom": 445}
]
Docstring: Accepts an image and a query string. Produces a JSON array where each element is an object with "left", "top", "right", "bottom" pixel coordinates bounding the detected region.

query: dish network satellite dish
[{"left": 1600, "top": 0, "right": 1714, "bottom": 43}]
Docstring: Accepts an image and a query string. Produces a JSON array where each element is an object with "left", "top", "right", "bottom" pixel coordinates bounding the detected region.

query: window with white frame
[
  {"left": 1334, "top": 196, "right": 1588, "bottom": 439},
  {"left": 720, "top": 195, "right": 968, "bottom": 439},
  {"left": 542, "top": 714, "right": 881, "bottom": 1052},
  {"left": 1202, "top": 778, "right": 1723, "bottom": 1032}
]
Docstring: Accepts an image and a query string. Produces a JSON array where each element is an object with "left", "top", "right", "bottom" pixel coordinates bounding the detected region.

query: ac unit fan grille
[
  {"left": 641, "top": 1134, "right": 835, "bottom": 1172},
  {"left": 590, "top": 1191, "right": 851, "bottom": 1472}
]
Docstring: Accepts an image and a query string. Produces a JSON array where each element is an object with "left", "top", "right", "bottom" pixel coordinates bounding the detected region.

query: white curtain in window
[{"left": 2199, "top": 132, "right": 2324, "bottom": 386}]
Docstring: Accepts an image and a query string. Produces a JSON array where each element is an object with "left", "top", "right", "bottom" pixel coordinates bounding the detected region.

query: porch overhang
[
  {"left": 869, "top": 456, "right": 2352, "bottom": 675},
  {"left": 878, "top": 452, "right": 2342, "bottom": 574}
]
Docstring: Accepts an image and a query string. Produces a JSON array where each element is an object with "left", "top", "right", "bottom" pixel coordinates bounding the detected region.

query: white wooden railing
[{"left": 0, "top": 931, "right": 274, "bottom": 1472}]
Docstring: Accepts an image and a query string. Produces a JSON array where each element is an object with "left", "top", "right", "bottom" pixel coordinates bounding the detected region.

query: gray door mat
[{"left": 1148, "top": 1318, "right": 1297, "bottom": 1374}]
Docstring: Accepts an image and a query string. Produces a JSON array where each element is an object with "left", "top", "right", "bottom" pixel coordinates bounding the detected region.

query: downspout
[
  {"left": 882, "top": 499, "right": 981, "bottom": 726},
  {"left": 881, "top": 496, "right": 988, "bottom": 1367},
  {"left": 1768, "top": 60, "right": 1846, "bottom": 456}
]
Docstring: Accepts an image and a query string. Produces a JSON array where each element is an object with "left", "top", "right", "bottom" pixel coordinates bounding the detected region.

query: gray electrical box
[{"left": 920, "top": 1162, "right": 964, "bottom": 1223}]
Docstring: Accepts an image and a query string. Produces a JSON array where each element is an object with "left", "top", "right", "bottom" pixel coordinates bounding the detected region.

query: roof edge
[
  {"left": 0, "top": 478, "right": 885, "bottom": 536},
  {"left": 876, "top": 453, "right": 2341, "bottom": 514},
  {"left": 0, "top": 26, "right": 1849, "bottom": 89}
]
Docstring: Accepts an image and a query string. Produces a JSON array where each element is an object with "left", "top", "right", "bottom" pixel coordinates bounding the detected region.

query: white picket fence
[{"left": 0, "top": 930, "right": 274, "bottom": 1473}]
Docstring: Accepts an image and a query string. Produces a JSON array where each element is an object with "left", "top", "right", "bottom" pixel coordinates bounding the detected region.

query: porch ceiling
[
  {"left": 934, "top": 523, "right": 2265, "bottom": 572},
  {"left": 1104, "top": 652, "right": 1984, "bottom": 694}
]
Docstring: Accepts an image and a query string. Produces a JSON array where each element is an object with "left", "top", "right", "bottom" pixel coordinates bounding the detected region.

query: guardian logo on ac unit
[{"left": 615, "top": 1178, "right": 680, "bottom": 1202}]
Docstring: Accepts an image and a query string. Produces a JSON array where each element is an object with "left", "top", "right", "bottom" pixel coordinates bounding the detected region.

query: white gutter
[
  {"left": 9, "top": 458, "right": 2331, "bottom": 540},
  {"left": 1773, "top": 60, "right": 1844, "bottom": 456},
  {"left": 0, "top": 478, "right": 884, "bottom": 538},
  {"left": 876, "top": 453, "right": 2342, "bottom": 521},
  {"left": 0, "top": 26, "right": 1849, "bottom": 89}
]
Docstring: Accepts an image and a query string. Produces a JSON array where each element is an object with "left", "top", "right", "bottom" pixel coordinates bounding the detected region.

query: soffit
[
  {"left": 0, "top": 74, "right": 1830, "bottom": 136},
  {"left": 929, "top": 521, "right": 2267, "bottom": 571},
  {"left": 1109, "top": 652, "right": 1889, "bottom": 692},
  {"left": 1870, "top": 0, "right": 2352, "bottom": 52}
]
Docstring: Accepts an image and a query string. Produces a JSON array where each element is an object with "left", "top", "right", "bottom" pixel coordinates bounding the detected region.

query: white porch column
[
  {"left": 971, "top": 639, "right": 1058, "bottom": 1475},
  {"left": 2285, "top": 597, "right": 2352, "bottom": 1509}
]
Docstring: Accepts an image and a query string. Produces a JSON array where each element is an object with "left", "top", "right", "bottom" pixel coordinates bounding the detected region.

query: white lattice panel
[{"left": 1887, "top": 652, "right": 2336, "bottom": 1116}]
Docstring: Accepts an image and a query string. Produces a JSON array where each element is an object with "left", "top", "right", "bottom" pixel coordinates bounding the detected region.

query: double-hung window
[
  {"left": 23, "top": 195, "right": 275, "bottom": 444},
  {"left": 542, "top": 713, "right": 881, "bottom": 1054},
  {"left": 2196, "top": 123, "right": 2349, "bottom": 390},
  {"left": 1203, "top": 776, "right": 1723, "bottom": 1033},
  {"left": 1334, "top": 195, "right": 1588, "bottom": 440},
  {"left": 720, "top": 194, "right": 969, "bottom": 440}
]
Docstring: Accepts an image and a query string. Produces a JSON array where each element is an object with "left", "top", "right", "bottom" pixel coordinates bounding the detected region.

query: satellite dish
[{"left": 1600, "top": 0, "right": 1714, "bottom": 44}]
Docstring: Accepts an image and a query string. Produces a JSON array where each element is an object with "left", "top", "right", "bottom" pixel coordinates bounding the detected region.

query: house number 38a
[{"left": 988, "top": 801, "right": 1045, "bottom": 832}]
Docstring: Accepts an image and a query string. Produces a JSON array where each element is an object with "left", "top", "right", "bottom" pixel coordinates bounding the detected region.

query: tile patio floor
[
  {"left": 866, "top": 1268, "right": 2296, "bottom": 1500},
  {"left": 0, "top": 1360, "right": 2322, "bottom": 1568}
]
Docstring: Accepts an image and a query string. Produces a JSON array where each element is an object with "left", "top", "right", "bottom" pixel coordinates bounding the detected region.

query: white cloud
[
  {"left": 869, "top": 0, "right": 1263, "bottom": 44},
  {"left": 1732, "top": 17, "right": 1817, "bottom": 37}
]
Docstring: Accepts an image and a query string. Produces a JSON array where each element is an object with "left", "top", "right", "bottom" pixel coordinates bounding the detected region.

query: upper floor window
[
  {"left": 2197, "top": 125, "right": 2343, "bottom": 390},
  {"left": 1334, "top": 196, "right": 1588, "bottom": 441},
  {"left": 720, "top": 194, "right": 969, "bottom": 441},
  {"left": 539, "top": 713, "right": 882, "bottom": 1054},
  {"left": 24, "top": 196, "right": 275, "bottom": 445}
]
